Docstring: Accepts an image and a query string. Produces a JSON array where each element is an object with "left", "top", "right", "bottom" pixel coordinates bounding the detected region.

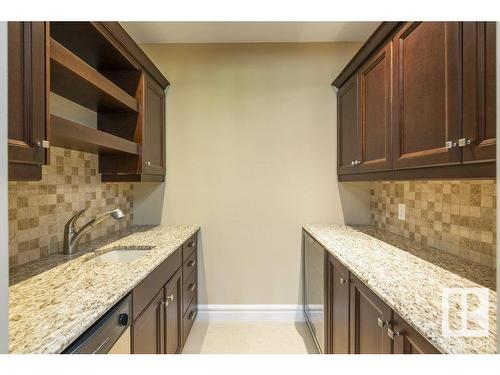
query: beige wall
[{"left": 134, "top": 43, "right": 370, "bottom": 305}]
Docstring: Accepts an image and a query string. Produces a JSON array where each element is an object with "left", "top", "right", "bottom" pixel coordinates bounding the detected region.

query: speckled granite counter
[
  {"left": 303, "top": 224, "right": 497, "bottom": 354},
  {"left": 9, "top": 224, "right": 200, "bottom": 354}
]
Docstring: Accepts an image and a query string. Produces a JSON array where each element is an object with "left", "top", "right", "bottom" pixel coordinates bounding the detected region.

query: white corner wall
[
  {"left": 0, "top": 21, "right": 9, "bottom": 354},
  {"left": 134, "top": 42, "right": 370, "bottom": 305}
]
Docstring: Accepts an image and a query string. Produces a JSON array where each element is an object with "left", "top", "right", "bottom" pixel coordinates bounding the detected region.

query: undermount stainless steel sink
[{"left": 95, "top": 245, "right": 155, "bottom": 263}]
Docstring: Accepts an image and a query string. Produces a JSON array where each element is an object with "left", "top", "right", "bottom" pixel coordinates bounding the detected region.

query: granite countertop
[
  {"left": 303, "top": 224, "right": 497, "bottom": 354},
  {"left": 9, "top": 224, "right": 200, "bottom": 354}
]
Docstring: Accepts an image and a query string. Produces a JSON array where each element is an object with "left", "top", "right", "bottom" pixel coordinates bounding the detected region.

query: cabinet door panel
[
  {"left": 164, "top": 270, "right": 182, "bottom": 354},
  {"left": 329, "top": 255, "right": 350, "bottom": 354},
  {"left": 8, "top": 22, "right": 47, "bottom": 180},
  {"left": 358, "top": 42, "right": 392, "bottom": 172},
  {"left": 392, "top": 312, "right": 440, "bottom": 354},
  {"left": 463, "top": 22, "right": 496, "bottom": 163},
  {"left": 392, "top": 22, "right": 461, "bottom": 169},
  {"left": 349, "top": 275, "right": 392, "bottom": 354},
  {"left": 132, "top": 289, "right": 164, "bottom": 354},
  {"left": 142, "top": 75, "right": 165, "bottom": 175},
  {"left": 337, "top": 76, "right": 360, "bottom": 175}
]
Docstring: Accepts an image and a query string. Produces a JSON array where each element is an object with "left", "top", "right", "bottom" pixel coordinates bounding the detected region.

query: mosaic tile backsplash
[
  {"left": 8, "top": 147, "right": 134, "bottom": 268},
  {"left": 370, "top": 180, "right": 496, "bottom": 268}
]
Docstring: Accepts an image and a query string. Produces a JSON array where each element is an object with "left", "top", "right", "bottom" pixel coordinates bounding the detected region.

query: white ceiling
[{"left": 121, "top": 22, "right": 380, "bottom": 44}]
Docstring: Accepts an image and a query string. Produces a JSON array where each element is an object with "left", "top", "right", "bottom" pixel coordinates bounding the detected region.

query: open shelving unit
[
  {"left": 50, "top": 38, "right": 139, "bottom": 113},
  {"left": 50, "top": 115, "right": 140, "bottom": 155},
  {"left": 46, "top": 21, "right": 169, "bottom": 182},
  {"left": 48, "top": 22, "right": 145, "bottom": 182}
]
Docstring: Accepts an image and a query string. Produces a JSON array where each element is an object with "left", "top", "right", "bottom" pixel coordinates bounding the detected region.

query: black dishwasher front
[
  {"left": 63, "top": 294, "right": 131, "bottom": 354},
  {"left": 303, "top": 232, "right": 326, "bottom": 353}
]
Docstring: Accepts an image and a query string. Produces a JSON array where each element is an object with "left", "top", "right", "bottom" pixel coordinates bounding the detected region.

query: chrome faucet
[{"left": 63, "top": 208, "right": 125, "bottom": 254}]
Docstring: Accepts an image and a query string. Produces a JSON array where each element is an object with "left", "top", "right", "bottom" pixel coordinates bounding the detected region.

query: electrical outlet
[{"left": 398, "top": 203, "right": 406, "bottom": 221}]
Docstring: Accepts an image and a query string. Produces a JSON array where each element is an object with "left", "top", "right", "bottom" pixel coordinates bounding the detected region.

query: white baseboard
[{"left": 197, "top": 304, "right": 305, "bottom": 322}]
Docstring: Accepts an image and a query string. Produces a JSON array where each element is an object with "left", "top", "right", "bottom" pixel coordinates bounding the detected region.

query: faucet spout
[{"left": 63, "top": 208, "right": 125, "bottom": 254}]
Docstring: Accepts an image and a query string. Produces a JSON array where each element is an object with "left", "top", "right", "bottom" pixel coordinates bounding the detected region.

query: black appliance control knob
[{"left": 118, "top": 313, "right": 129, "bottom": 326}]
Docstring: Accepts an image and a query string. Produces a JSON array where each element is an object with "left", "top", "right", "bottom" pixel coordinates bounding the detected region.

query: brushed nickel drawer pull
[
  {"left": 188, "top": 283, "right": 196, "bottom": 292},
  {"left": 188, "top": 310, "right": 197, "bottom": 321},
  {"left": 387, "top": 328, "right": 401, "bottom": 340},
  {"left": 188, "top": 260, "right": 196, "bottom": 267},
  {"left": 340, "top": 277, "right": 347, "bottom": 284},
  {"left": 187, "top": 241, "right": 196, "bottom": 248}
]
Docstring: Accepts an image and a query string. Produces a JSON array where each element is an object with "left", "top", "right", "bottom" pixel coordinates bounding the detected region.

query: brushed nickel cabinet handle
[
  {"left": 162, "top": 294, "right": 174, "bottom": 307},
  {"left": 377, "top": 317, "right": 389, "bottom": 328},
  {"left": 188, "top": 260, "right": 196, "bottom": 267},
  {"left": 187, "top": 241, "right": 196, "bottom": 248},
  {"left": 387, "top": 328, "right": 401, "bottom": 340},
  {"left": 458, "top": 138, "right": 472, "bottom": 147},
  {"left": 144, "top": 161, "right": 151, "bottom": 166},
  {"left": 188, "top": 283, "right": 196, "bottom": 292},
  {"left": 36, "top": 140, "right": 50, "bottom": 148},
  {"left": 340, "top": 277, "right": 347, "bottom": 284},
  {"left": 445, "top": 140, "right": 457, "bottom": 149}
]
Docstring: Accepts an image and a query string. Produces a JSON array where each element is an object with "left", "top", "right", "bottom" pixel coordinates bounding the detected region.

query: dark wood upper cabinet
[
  {"left": 392, "top": 312, "right": 440, "bottom": 354},
  {"left": 7, "top": 21, "right": 169, "bottom": 182},
  {"left": 349, "top": 274, "right": 393, "bottom": 354},
  {"left": 164, "top": 269, "right": 182, "bottom": 354},
  {"left": 328, "top": 255, "right": 350, "bottom": 354},
  {"left": 337, "top": 75, "right": 360, "bottom": 175},
  {"left": 334, "top": 21, "right": 495, "bottom": 181},
  {"left": 132, "top": 288, "right": 164, "bottom": 354},
  {"left": 358, "top": 42, "right": 392, "bottom": 173},
  {"left": 142, "top": 75, "right": 166, "bottom": 176},
  {"left": 392, "top": 22, "right": 461, "bottom": 170},
  {"left": 8, "top": 22, "right": 48, "bottom": 181},
  {"left": 463, "top": 22, "right": 497, "bottom": 163}
]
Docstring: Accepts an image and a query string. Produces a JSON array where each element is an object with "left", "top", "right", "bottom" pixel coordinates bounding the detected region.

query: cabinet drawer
[
  {"left": 183, "top": 270, "right": 197, "bottom": 315},
  {"left": 182, "top": 233, "right": 198, "bottom": 263},
  {"left": 132, "top": 247, "right": 182, "bottom": 321},
  {"left": 183, "top": 296, "right": 198, "bottom": 343},
  {"left": 182, "top": 251, "right": 197, "bottom": 283}
]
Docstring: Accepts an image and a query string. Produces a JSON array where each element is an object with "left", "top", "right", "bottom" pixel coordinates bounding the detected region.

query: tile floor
[{"left": 182, "top": 321, "right": 319, "bottom": 354}]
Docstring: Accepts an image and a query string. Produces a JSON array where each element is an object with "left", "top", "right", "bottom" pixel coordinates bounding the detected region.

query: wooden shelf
[
  {"left": 50, "top": 38, "right": 139, "bottom": 113},
  {"left": 50, "top": 115, "right": 140, "bottom": 155},
  {"left": 101, "top": 173, "right": 164, "bottom": 182},
  {"left": 50, "top": 22, "right": 137, "bottom": 72}
]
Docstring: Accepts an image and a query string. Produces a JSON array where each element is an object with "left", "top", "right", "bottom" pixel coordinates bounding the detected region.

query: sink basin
[{"left": 95, "top": 246, "right": 155, "bottom": 263}]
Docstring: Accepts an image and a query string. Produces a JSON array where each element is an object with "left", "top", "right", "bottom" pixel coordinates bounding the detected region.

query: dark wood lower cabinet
[
  {"left": 349, "top": 274, "right": 393, "bottom": 354},
  {"left": 328, "top": 255, "right": 350, "bottom": 354},
  {"left": 305, "top": 231, "right": 441, "bottom": 355},
  {"left": 131, "top": 233, "right": 198, "bottom": 354},
  {"left": 164, "top": 269, "right": 183, "bottom": 354},
  {"left": 132, "top": 289, "right": 164, "bottom": 354},
  {"left": 392, "top": 312, "right": 440, "bottom": 354}
]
